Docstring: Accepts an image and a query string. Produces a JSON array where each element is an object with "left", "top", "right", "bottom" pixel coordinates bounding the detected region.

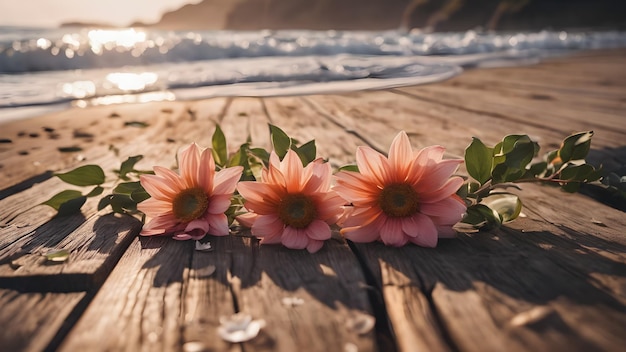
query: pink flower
[
  {"left": 334, "top": 131, "right": 466, "bottom": 247},
  {"left": 236, "top": 150, "right": 345, "bottom": 253},
  {"left": 138, "top": 143, "right": 243, "bottom": 240}
]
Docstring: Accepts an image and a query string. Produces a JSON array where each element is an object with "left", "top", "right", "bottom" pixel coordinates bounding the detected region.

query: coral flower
[
  {"left": 138, "top": 143, "right": 243, "bottom": 240},
  {"left": 334, "top": 131, "right": 466, "bottom": 247},
  {"left": 236, "top": 150, "right": 345, "bottom": 253}
]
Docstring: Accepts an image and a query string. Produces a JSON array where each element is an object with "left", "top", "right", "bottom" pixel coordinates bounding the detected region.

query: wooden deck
[{"left": 1, "top": 49, "right": 625, "bottom": 352}]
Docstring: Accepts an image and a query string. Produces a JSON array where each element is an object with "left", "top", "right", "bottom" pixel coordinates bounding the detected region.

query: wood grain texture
[
  {"left": 231, "top": 234, "right": 378, "bottom": 352},
  {"left": 59, "top": 236, "right": 194, "bottom": 352},
  {"left": 0, "top": 211, "right": 141, "bottom": 291},
  {"left": 0, "top": 289, "right": 86, "bottom": 352}
]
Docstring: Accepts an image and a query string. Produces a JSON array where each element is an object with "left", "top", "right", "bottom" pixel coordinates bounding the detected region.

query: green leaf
[
  {"left": 561, "top": 182, "right": 581, "bottom": 193},
  {"left": 481, "top": 193, "right": 522, "bottom": 223},
  {"left": 500, "top": 135, "right": 537, "bottom": 170},
  {"left": 269, "top": 124, "right": 292, "bottom": 159},
  {"left": 461, "top": 204, "right": 502, "bottom": 229},
  {"left": 294, "top": 139, "right": 316, "bottom": 166},
  {"left": 492, "top": 163, "right": 525, "bottom": 184},
  {"left": 339, "top": 164, "right": 359, "bottom": 172},
  {"left": 559, "top": 131, "right": 593, "bottom": 163},
  {"left": 86, "top": 186, "right": 104, "bottom": 198},
  {"left": 560, "top": 163, "right": 596, "bottom": 181},
  {"left": 98, "top": 195, "right": 113, "bottom": 211},
  {"left": 42, "top": 190, "right": 84, "bottom": 211},
  {"left": 131, "top": 188, "right": 151, "bottom": 203},
  {"left": 249, "top": 147, "right": 270, "bottom": 167},
  {"left": 465, "top": 137, "right": 493, "bottom": 185},
  {"left": 114, "top": 181, "right": 143, "bottom": 195},
  {"left": 117, "top": 155, "right": 144, "bottom": 180},
  {"left": 212, "top": 125, "right": 228, "bottom": 167},
  {"left": 55, "top": 165, "right": 105, "bottom": 186},
  {"left": 529, "top": 161, "right": 548, "bottom": 177}
]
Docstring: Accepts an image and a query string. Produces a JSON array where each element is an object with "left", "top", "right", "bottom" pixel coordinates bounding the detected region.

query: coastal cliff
[{"left": 136, "top": 0, "right": 626, "bottom": 31}]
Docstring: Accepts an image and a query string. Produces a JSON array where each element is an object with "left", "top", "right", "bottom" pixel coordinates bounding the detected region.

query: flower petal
[
  {"left": 137, "top": 198, "right": 172, "bottom": 217},
  {"left": 341, "top": 216, "right": 384, "bottom": 243},
  {"left": 380, "top": 218, "right": 409, "bottom": 246},
  {"left": 400, "top": 216, "right": 419, "bottom": 238},
  {"left": 198, "top": 147, "right": 216, "bottom": 194},
  {"left": 178, "top": 143, "right": 201, "bottom": 188},
  {"left": 251, "top": 214, "right": 284, "bottom": 239},
  {"left": 414, "top": 159, "right": 462, "bottom": 191},
  {"left": 304, "top": 219, "right": 332, "bottom": 241},
  {"left": 213, "top": 166, "right": 244, "bottom": 195},
  {"left": 282, "top": 150, "right": 305, "bottom": 193},
  {"left": 388, "top": 131, "right": 413, "bottom": 182},
  {"left": 236, "top": 212, "right": 258, "bottom": 228},
  {"left": 207, "top": 194, "right": 233, "bottom": 214},
  {"left": 315, "top": 193, "right": 348, "bottom": 223},
  {"left": 140, "top": 174, "right": 178, "bottom": 201},
  {"left": 237, "top": 182, "right": 282, "bottom": 205},
  {"left": 141, "top": 214, "right": 179, "bottom": 236},
  {"left": 282, "top": 227, "right": 309, "bottom": 250},
  {"left": 208, "top": 213, "right": 230, "bottom": 236},
  {"left": 356, "top": 146, "right": 389, "bottom": 186},
  {"left": 340, "top": 206, "right": 382, "bottom": 228},
  {"left": 303, "top": 161, "right": 332, "bottom": 194},
  {"left": 420, "top": 196, "right": 466, "bottom": 225},
  {"left": 409, "top": 213, "right": 438, "bottom": 247},
  {"left": 421, "top": 176, "right": 464, "bottom": 203},
  {"left": 334, "top": 171, "right": 379, "bottom": 206},
  {"left": 153, "top": 166, "right": 185, "bottom": 191}
]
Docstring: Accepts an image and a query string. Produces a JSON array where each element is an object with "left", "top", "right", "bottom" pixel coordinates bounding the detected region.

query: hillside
[{"left": 140, "top": 0, "right": 626, "bottom": 31}]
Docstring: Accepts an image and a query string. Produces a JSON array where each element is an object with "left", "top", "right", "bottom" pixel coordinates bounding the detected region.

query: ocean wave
[{"left": 0, "top": 27, "right": 625, "bottom": 116}]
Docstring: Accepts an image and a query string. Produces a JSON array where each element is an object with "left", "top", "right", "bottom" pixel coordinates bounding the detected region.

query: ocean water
[{"left": 1, "top": 26, "right": 626, "bottom": 122}]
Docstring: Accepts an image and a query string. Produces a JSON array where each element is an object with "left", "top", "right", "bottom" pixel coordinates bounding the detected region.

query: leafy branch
[{"left": 459, "top": 131, "right": 602, "bottom": 230}]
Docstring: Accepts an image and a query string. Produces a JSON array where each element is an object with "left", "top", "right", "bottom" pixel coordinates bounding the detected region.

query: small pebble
[
  {"left": 28, "top": 132, "right": 39, "bottom": 138},
  {"left": 0, "top": 138, "right": 12, "bottom": 143},
  {"left": 43, "top": 126, "right": 55, "bottom": 132},
  {"left": 18, "top": 150, "right": 29, "bottom": 155}
]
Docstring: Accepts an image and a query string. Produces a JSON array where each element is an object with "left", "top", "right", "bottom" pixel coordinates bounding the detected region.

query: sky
[{"left": 0, "top": 0, "right": 201, "bottom": 28}]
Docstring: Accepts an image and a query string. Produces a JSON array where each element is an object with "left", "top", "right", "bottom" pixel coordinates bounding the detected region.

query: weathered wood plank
[
  {"left": 0, "top": 289, "right": 86, "bottom": 352},
  {"left": 231, "top": 234, "right": 379, "bottom": 352},
  {"left": 59, "top": 237, "right": 196, "bottom": 352},
  {"left": 264, "top": 96, "right": 368, "bottom": 168},
  {"left": 182, "top": 236, "right": 240, "bottom": 352},
  {"left": 0, "top": 210, "right": 141, "bottom": 292},
  {"left": 0, "top": 99, "right": 228, "bottom": 192},
  {"left": 354, "top": 224, "right": 626, "bottom": 352}
]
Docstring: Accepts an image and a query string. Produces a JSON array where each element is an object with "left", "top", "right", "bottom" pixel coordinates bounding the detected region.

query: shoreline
[{"left": 1, "top": 48, "right": 625, "bottom": 193}]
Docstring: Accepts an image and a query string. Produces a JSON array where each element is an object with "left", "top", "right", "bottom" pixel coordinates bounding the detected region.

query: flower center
[
  {"left": 172, "top": 187, "right": 209, "bottom": 222},
  {"left": 378, "top": 183, "right": 419, "bottom": 218},
  {"left": 277, "top": 193, "right": 317, "bottom": 229}
]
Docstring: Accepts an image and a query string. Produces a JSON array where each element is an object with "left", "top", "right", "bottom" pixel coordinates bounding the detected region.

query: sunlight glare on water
[
  {"left": 105, "top": 72, "right": 158, "bottom": 91},
  {"left": 87, "top": 28, "right": 147, "bottom": 54}
]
